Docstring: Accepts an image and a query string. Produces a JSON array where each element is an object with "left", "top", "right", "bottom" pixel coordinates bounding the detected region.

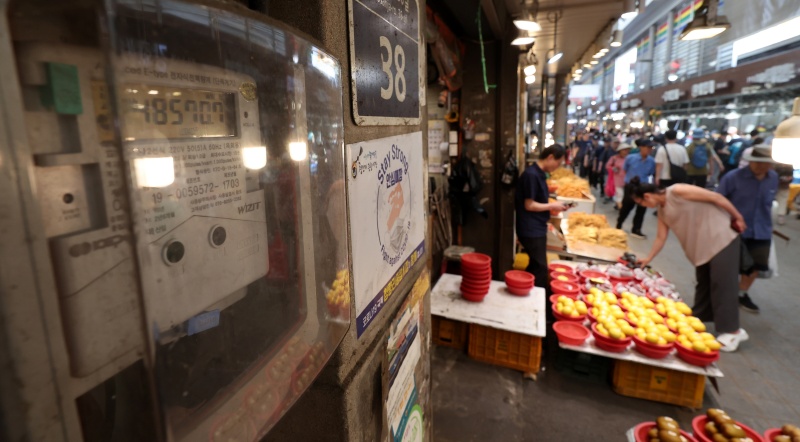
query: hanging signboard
[
  {"left": 348, "top": 132, "right": 425, "bottom": 337},
  {"left": 347, "top": 0, "right": 422, "bottom": 125}
]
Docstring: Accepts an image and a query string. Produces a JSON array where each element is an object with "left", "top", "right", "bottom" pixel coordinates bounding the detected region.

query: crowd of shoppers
[{"left": 523, "top": 125, "right": 785, "bottom": 352}]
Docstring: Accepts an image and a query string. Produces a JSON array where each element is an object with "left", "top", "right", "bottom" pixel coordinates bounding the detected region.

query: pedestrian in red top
[{"left": 606, "top": 143, "right": 632, "bottom": 210}]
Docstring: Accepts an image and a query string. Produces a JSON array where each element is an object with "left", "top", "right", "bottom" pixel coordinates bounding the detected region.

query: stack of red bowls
[
  {"left": 460, "top": 253, "right": 492, "bottom": 301},
  {"left": 504, "top": 270, "right": 535, "bottom": 296}
]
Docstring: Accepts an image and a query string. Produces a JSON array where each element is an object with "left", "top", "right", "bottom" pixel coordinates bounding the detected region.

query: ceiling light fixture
[
  {"left": 546, "top": 10, "right": 563, "bottom": 66},
  {"left": 680, "top": 0, "right": 730, "bottom": 41},
  {"left": 525, "top": 75, "right": 536, "bottom": 84},
  {"left": 511, "top": 31, "right": 535, "bottom": 46},
  {"left": 610, "top": 30, "right": 623, "bottom": 47},
  {"left": 773, "top": 98, "right": 800, "bottom": 167},
  {"left": 524, "top": 64, "right": 537, "bottom": 76},
  {"left": 621, "top": 0, "right": 638, "bottom": 19},
  {"left": 548, "top": 52, "right": 563, "bottom": 64},
  {"left": 513, "top": 11, "right": 542, "bottom": 32},
  {"left": 575, "top": 68, "right": 583, "bottom": 74}
]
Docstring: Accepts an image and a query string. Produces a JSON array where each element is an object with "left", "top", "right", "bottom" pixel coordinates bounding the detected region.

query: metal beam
[
  {"left": 537, "top": 0, "right": 623, "bottom": 12},
  {"left": 480, "top": 0, "right": 504, "bottom": 39}
]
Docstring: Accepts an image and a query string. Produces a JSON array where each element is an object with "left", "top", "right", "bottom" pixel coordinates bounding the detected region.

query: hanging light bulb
[
  {"left": 511, "top": 30, "right": 535, "bottom": 46},
  {"left": 773, "top": 98, "right": 800, "bottom": 167},
  {"left": 524, "top": 64, "right": 537, "bottom": 76},
  {"left": 513, "top": 11, "right": 542, "bottom": 32},
  {"left": 525, "top": 75, "right": 536, "bottom": 84},
  {"left": 575, "top": 68, "right": 583, "bottom": 74}
]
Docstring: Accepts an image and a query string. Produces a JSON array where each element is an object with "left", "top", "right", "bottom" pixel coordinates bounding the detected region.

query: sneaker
[
  {"left": 630, "top": 231, "right": 647, "bottom": 239},
  {"left": 739, "top": 293, "right": 760, "bottom": 313},
  {"left": 718, "top": 328, "right": 749, "bottom": 352}
]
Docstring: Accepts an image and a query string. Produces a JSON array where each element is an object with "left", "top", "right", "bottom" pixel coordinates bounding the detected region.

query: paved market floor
[{"left": 432, "top": 187, "right": 800, "bottom": 441}]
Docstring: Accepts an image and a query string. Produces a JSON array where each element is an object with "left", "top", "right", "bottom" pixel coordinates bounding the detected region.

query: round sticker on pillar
[
  {"left": 377, "top": 143, "right": 411, "bottom": 266},
  {"left": 401, "top": 405, "right": 424, "bottom": 442}
]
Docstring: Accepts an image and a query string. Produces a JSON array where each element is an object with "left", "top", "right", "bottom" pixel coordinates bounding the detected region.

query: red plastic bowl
[
  {"left": 460, "top": 282, "right": 490, "bottom": 294},
  {"left": 505, "top": 270, "right": 535, "bottom": 286},
  {"left": 461, "top": 253, "right": 491, "bottom": 268},
  {"left": 692, "top": 416, "right": 764, "bottom": 442},
  {"left": 462, "top": 267, "right": 492, "bottom": 278},
  {"left": 675, "top": 342, "right": 720, "bottom": 367},
  {"left": 461, "top": 275, "right": 491, "bottom": 285},
  {"left": 590, "top": 323, "right": 631, "bottom": 352},
  {"left": 633, "top": 422, "right": 698, "bottom": 442},
  {"left": 549, "top": 294, "right": 578, "bottom": 304},
  {"left": 461, "top": 292, "right": 487, "bottom": 302},
  {"left": 632, "top": 335, "right": 675, "bottom": 359},
  {"left": 551, "top": 280, "right": 581, "bottom": 296},
  {"left": 764, "top": 429, "right": 783, "bottom": 442},
  {"left": 553, "top": 321, "right": 590, "bottom": 346},
  {"left": 548, "top": 263, "right": 575, "bottom": 274},
  {"left": 579, "top": 269, "right": 608, "bottom": 281},
  {"left": 506, "top": 285, "right": 531, "bottom": 296},
  {"left": 550, "top": 272, "right": 580, "bottom": 284},
  {"left": 552, "top": 304, "right": 586, "bottom": 322}
]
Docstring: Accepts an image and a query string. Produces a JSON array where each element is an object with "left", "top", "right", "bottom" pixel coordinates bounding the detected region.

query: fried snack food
[
  {"left": 568, "top": 226, "right": 598, "bottom": 243},
  {"left": 567, "top": 212, "right": 609, "bottom": 229},
  {"left": 554, "top": 176, "right": 591, "bottom": 199},
  {"left": 597, "top": 228, "right": 628, "bottom": 249},
  {"left": 549, "top": 167, "right": 575, "bottom": 180}
]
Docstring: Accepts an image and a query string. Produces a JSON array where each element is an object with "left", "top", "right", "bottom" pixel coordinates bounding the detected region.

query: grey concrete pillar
[{"left": 553, "top": 74, "right": 568, "bottom": 146}]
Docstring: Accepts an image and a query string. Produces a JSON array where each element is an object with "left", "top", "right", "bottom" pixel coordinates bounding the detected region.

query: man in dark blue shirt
[
  {"left": 617, "top": 139, "right": 656, "bottom": 238},
  {"left": 718, "top": 145, "right": 779, "bottom": 314},
  {"left": 572, "top": 132, "right": 593, "bottom": 178},
  {"left": 516, "top": 145, "right": 569, "bottom": 292}
]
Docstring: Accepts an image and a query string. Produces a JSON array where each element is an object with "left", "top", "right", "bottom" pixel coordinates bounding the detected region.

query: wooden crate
[
  {"left": 612, "top": 360, "right": 705, "bottom": 408},
  {"left": 467, "top": 324, "right": 542, "bottom": 374},
  {"left": 431, "top": 316, "right": 468, "bottom": 350}
]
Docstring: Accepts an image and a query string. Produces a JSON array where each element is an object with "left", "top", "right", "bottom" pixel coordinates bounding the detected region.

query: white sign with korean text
[{"left": 347, "top": 132, "right": 425, "bottom": 337}]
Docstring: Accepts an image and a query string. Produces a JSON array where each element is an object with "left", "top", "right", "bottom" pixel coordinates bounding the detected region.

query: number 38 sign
[{"left": 348, "top": 0, "right": 421, "bottom": 125}]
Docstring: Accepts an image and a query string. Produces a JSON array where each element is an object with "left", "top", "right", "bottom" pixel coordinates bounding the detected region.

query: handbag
[{"left": 662, "top": 145, "right": 688, "bottom": 184}]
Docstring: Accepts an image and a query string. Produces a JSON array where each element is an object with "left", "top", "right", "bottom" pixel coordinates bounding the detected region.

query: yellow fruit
[
  {"left": 692, "top": 341, "right": 707, "bottom": 352},
  {"left": 609, "top": 328, "right": 624, "bottom": 340},
  {"left": 656, "top": 324, "right": 669, "bottom": 333},
  {"left": 690, "top": 321, "right": 706, "bottom": 332},
  {"left": 558, "top": 295, "right": 569, "bottom": 303},
  {"left": 699, "top": 332, "right": 715, "bottom": 341},
  {"left": 662, "top": 331, "right": 677, "bottom": 343},
  {"left": 555, "top": 268, "right": 567, "bottom": 272},
  {"left": 706, "top": 340, "right": 721, "bottom": 351},
  {"left": 650, "top": 315, "right": 664, "bottom": 324},
  {"left": 562, "top": 305, "right": 574, "bottom": 315},
  {"left": 612, "top": 310, "right": 625, "bottom": 319},
  {"left": 597, "top": 324, "right": 609, "bottom": 337},
  {"left": 586, "top": 294, "right": 595, "bottom": 304},
  {"left": 556, "top": 304, "right": 564, "bottom": 313},
  {"left": 656, "top": 304, "right": 666, "bottom": 315},
  {"left": 590, "top": 307, "right": 599, "bottom": 316},
  {"left": 576, "top": 304, "right": 588, "bottom": 315},
  {"left": 557, "top": 275, "right": 568, "bottom": 281},
  {"left": 676, "top": 302, "right": 692, "bottom": 315},
  {"left": 622, "top": 325, "right": 636, "bottom": 337},
  {"left": 641, "top": 298, "right": 655, "bottom": 309},
  {"left": 569, "top": 310, "right": 580, "bottom": 318},
  {"left": 645, "top": 333, "right": 660, "bottom": 344},
  {"left": 678, "top": 326, "right": 694, "bottom": 336},
  {"left": 615, "top": 319, "right": 628, "bottom": 328},
  {"left": 666, "top": 319, "right": 677, "bottom": 330},
  {"left": 657, "top": 337, "right": 667, "bottom": 346}
]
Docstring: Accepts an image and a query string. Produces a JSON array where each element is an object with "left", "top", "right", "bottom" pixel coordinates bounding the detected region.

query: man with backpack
[
  {"left": 722, "top": 127, "right": 746, "bottom": 177},
  {"left": 654, "top": 130, "right": 689, "bottom": 188},
  {"left": 686, "top": 128, "right": 724, "bottom": 188}
]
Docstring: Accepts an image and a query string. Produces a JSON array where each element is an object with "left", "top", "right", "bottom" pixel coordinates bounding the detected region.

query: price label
[{"left": 347, "top": 0, "right": 421, "bottom": 125}]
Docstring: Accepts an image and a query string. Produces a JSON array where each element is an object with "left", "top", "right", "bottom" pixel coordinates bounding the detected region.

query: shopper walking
[
  {"left": 686, "top": 128, "right": 723, "bottom": 188},
  {"left": 718, "top": 145, "right": 779, "bottom": 314},
  {"left": 631, "top": 178, "right": 749, "bottom": 352},
  {"left": 616, "top": 139, "right": 655, "bottom": 239},
  {"left": 655, "top": 130, "right": 689, "bottom": 188},
  {"left": 606, "top": 142, "right": 632, "bottom": 210},
  {"left": 572, "top": 132, "right": 592, "bottom": 178},
  {"left": 596, "top": 139, "right": 617, "bottom": 199},
  {"left": 515, "top": 145, "right": 569, "bottom": 293}
]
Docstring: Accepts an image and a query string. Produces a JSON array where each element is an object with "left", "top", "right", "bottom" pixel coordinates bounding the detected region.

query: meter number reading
[
  {"left": 378, "top": 36, "right": 406, "bottom": 103},
  {"left": 121, "top": 85, "right": 237, "bottom": 140}
]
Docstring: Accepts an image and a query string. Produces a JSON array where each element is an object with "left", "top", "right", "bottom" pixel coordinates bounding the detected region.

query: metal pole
[{"left": 538, "top": 75, "right": 548, "bottom": 152}]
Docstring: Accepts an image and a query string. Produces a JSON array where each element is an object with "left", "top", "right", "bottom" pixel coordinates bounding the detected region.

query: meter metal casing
[{"left": 0, "top": 1, "right": 350, "bottom": 441}]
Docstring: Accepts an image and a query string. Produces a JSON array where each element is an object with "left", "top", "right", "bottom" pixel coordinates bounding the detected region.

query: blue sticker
[{"left": 187, "top": 310, "right": 220, "bottom": 336}]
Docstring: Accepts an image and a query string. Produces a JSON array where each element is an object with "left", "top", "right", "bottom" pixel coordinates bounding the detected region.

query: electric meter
[{"left": 0, "top": 0, "right": 350, "bottom": 441}]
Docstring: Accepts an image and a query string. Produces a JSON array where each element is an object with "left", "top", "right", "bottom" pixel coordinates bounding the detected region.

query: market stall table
[{"left": 431, "top": 273, "right": 546, "bottom": 377}]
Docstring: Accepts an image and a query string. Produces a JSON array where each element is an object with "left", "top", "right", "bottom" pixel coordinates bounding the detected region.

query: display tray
[
  {"left": 559, "top": 335, "right": 723, "bottom": 378},
  {"left": 431, "top": 273, "right": 546, "bottom": 338}
]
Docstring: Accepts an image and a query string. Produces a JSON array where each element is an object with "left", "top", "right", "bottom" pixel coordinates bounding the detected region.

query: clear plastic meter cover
[{"left": 9, "top": 0, "right": 350, "bottom": 440}]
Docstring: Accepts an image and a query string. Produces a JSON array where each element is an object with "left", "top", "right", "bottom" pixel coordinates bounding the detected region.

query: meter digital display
[{"left": 120, "top": 85, "right": 237, "bottom": 140}]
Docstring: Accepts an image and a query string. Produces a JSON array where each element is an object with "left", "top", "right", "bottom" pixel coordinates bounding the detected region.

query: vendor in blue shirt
[
  {"left": 717, "top": 145, "right": 779, "bottom": 314},
  {"left": 515, "top": 145, "right": 569, "bottom": 293},
  {"left": 616, "top": 139, "right": 656, "bottom": 239}
]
